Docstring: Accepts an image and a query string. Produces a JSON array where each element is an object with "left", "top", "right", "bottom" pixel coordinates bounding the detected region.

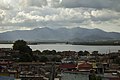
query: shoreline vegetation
[{"left": 0, "top": 40, "right": 120, "bottom": 46}]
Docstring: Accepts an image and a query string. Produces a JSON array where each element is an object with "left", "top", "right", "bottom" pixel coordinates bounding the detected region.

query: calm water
[{"left": 0, "top": 44, "right": 120, "bottom": 53}]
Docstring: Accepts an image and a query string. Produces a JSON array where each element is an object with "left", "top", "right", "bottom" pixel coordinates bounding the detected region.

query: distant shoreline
[
  {"left": 0, "top": 43, "right": 120, "bottom": 46},
  {"left": 0, "top": 40, "right": 120, "bottom": 46}
]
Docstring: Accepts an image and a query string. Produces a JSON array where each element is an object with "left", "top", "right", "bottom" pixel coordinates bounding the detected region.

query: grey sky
[{"left": 0, "top": 0, "right": 120, "bottom": 32}]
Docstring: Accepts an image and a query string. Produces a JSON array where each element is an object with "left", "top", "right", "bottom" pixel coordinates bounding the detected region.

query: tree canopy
[
  {"left": 13, "top": 40, "right": 32, "bottom": 53},
  {"left": 39, "top": 56, "right": 49, "bottom": 62},
  {"left": 12, "top": 40, "right": 35, "bottom": 62}
]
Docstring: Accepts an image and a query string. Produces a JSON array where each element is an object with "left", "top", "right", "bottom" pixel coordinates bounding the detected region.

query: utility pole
[{"left": 49, "top": 62, "right": 55, "bottom": 80}]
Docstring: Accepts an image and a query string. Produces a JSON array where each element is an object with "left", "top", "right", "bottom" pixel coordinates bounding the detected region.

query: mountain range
[{"left": 0, "top": 27, "right": 120, "bottom": 42}]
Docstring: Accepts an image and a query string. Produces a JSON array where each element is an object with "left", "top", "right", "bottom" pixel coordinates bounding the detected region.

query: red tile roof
[
  {"left": 60, "top": 63, "right": 77, "bottom": 69},
  {"left": 78, "top": 62, "right": 92, "bottom": 70}
]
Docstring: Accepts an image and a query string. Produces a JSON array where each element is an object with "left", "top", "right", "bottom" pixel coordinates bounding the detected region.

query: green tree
[
  {"left": 13, "top": 40, "right": 36, "bottom": 62},
  {"left": 51, "top": 56, "right": 61, "bottom": 62},
  {"left": 78, "top": 51, "right": 84, "bottom": 56},
  {"left": 18, "top": 53, "right": 33, "bottom": 62},
  {"left": 13, "top": 40, "right": 32, "bottom": 53},
  {"left": 33, "top": 50, "right": 42, "bottom": 55},
  {"left": 42, "top": 50, "right": 51, "bottom": 55},
  {"left": 39, "top": 56, "right": 49, "bottom": 62},
  {"left": 114, "top": 57, "right": 120, "bottom": 65},
  {"left": 84, "top": 50, "right": 90, "bottom": 56},
  {"left": 92, "top": 51, "right": 99, "bottom": 56},
  {"left": 51, "top": 50, "right": 56, "bottom": 55}
]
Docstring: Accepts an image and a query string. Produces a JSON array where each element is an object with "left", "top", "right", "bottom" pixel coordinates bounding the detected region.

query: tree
[
  {"left": 51, "top": 50, "right": 56, "bottom": 55},
  {"left": 78, "top": 51, "right": 84, "bottom": 56},
  {"left": 33, "top": 50, "right": 42, "bottom": 55},
  {"left": 13, "top": 40, "right": 35, "bottom": 62},
  {"left": 92, "top": 51, "right": 99, "bottom": 56},
  {"left": 39, "top": 56, "right": 49, "bottom": 62},
  {"left": 18, "top": 53, "right": 33, "bottom": 62},
  {"left": 84, "top": 50, "right": 90, "bottom": 56},
  {"left": 51, "top": 56, "right": 61, "bottom": 62},
  {"left": 114, "top": 57, "right": 120, "bottom": 65},
  {"left": 13, "top": 40, "right": 32, "bottom": 53},
  {"left": 42, "top": 50, "right": 51, "bottom": 55}
]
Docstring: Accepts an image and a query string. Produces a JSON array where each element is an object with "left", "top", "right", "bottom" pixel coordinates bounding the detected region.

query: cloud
[
  {"left": 60, "top": 0, "right": 120, "bottom": 11},
  {"left": 1, "top": 0, "right": 120, "bottom": 11},
  {"left": 0, "top": 10, "right": 6, "bottom": 21},
  {"left": 0, "top": 0, "right": 120, "bottom": 32}
]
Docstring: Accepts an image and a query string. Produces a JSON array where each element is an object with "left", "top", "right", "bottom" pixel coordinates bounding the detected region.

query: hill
[{"left": 0, "top": 27, "right": 120, "bottom": 42}]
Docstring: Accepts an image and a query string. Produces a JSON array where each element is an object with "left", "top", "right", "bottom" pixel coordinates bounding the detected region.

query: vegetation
[
  {"left": 32, "top": 50, "right": 42, "bottom": 55},
  {"left": 13, "top": 40, "right": 32, "bottom": 53},
  {"left": 113, "top": 57, "right": 120, "bottom": 65},
  {"left": 78, "top": 50, "right": 90, "bottom": 56},
  {"left": 39, "top": 56, "right": 49, "bottom": 62},
  {"left": 51, "top": 56, "right": 61, "bottom": 62},
  {"left": 12, "top": 40, "right": 35, "bottom": 62},
  {"left": 42, "top": 50, "right": 57, "bottom": 55}
]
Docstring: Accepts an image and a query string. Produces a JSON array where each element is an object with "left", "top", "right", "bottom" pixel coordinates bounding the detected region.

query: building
[
  {"left": 59, "top": 63, "right": 77, "bottom": 71},
  {"left": 77, "top": 61, "right": 92, "bottom": 71},
  {"left": 61, "top": 71, "right": 89, "bottom": 80}
]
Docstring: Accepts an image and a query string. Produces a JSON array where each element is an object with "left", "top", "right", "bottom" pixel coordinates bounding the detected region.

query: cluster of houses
[
  {"left": 0, "top": 48, "right": 49, "bottom": 80},
  {"left": 0, "top": 48, "right": 120, "bottom": 80},
  {"left": 59, "top": 51, "right": 120, "bottom": 80}
]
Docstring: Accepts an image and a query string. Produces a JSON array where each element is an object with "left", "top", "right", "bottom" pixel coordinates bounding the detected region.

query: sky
[{"left": 0, "top": 0, "right": 120, "bottom": 32}]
